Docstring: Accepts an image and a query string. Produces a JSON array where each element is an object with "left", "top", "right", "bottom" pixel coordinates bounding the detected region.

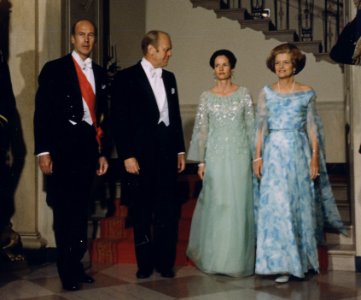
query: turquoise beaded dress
[{"left": 187, "top": 87, "right": 255, "bottom": 277}]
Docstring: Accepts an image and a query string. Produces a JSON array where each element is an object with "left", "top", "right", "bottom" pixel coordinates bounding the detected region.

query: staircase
[
  {"left": 89, "top": 198, "right": 135, "bottom": 264},
  {"left": 89, "top": 174, "right": 199, "bottom": 266},
  {"left": 191, "top": 0, "right": 342, "bottom": 63},
  {"left": 327, "top": 173, "right": 355, "bottom": 271}
]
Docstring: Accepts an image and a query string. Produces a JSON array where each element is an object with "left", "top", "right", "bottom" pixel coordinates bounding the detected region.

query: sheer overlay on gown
[
  {"left": 254, "top": 86, "right": 346, "bottom": 278},
  {"left": 187, "top": 87, "right": 255, "bottom": 277}
]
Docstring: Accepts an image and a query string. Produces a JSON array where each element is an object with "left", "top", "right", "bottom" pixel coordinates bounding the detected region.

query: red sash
[{"left": 73, "top": 57, "right": 103, "bottom": 146}]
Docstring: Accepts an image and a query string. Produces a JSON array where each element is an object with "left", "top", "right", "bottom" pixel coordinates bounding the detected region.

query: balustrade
[{"left": 219, "top": 0, "right": 344, "bottom": 53}]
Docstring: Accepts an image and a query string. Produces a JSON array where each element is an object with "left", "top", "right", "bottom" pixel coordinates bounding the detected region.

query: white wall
[{"left": 109, "top": 0, "right": 145, "bottom": 69}]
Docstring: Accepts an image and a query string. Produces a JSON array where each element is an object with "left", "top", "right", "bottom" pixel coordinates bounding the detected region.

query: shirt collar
[
  {"left": 141, "top": 57, "right": 162, "bottom": 77},
  {"left": 72, "top": 50, "right": 92, "bottom": 69}
]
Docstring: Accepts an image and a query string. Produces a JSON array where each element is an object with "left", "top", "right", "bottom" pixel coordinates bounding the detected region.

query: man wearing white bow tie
[
  {"left": 34, "top": 19, "right": 109, "bottom": 291},
  {"left": 111, "top": 30, "right": 186, "bottom": 279}
]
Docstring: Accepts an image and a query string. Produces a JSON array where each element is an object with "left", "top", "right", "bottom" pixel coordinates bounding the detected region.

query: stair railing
[
  {"left": 298, "top": 0, "right": 314, "bottom": 42},
  {"left": 250, "top": 0, "right": 266, "bottom": 18},
  {"left": 218, "top": 0, "right": 344, "bottom": 53},
  {"left": 324, "top": 0, "right": 343, "bottom": 52}
]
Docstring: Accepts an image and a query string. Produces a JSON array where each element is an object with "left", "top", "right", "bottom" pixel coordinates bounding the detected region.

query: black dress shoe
[
  {"left": 62, "top": 281, "right": 80, "bottom": 291},
  {"left": 158, "top": 269, "right": 175, "bottom": 278},
  {"left": 136, "top": 270, "right": 153, "bottom": 279},
  {"left": 78, "top": 274, "right": 95, "bottom": 284}
]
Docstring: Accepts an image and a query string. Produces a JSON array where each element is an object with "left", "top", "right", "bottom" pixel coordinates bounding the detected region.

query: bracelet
[
  {"left": 253, "top": 157, "right": 262, "bottom": 162},
  {"left": 312, "top": 149, "right": 317, "bottom": 153},
  {"left": 198, "top": 163, "right": 205, "bottom": 167}
]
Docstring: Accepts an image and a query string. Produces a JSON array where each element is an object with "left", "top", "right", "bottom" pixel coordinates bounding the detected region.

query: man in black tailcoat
[
  {"left": 34, "top": 19, "right": 109, "bottom": 291},
  {"left": 111, "top": 30, "right": 186, "bottom": 279}
]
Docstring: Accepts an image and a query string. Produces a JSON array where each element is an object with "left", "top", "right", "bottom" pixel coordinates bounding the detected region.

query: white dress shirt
[
  {"left": 72, "top": 50, "right": 96, "bottom": 126},
  {"left": 141, "top": 58, "right": 169, "bottom": 126}
]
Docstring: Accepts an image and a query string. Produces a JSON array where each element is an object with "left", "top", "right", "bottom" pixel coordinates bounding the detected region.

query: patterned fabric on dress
[
  {"left": 187, "top": 87, "right": 255, "bottom": 277},
  {"left": 254, "top": 86, "right": 345, "bottom": 278}
]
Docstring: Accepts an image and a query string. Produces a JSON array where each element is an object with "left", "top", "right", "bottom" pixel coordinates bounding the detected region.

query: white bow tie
[
  {"left": 82, "top": 58, "right": 92, "bottom": 70},
  {"left": 151, "top": 68, "right": 162, "bottom": 78}
]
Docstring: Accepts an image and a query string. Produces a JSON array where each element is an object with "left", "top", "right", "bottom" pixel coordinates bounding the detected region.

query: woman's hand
[
  {"left": 253, "top": 158, "right": 263, "bottom": 179},
  {"left": 198, "top": 164, "right": 205, "bottom": 180},
  {"left": 310, "top": 153, "right": 319, "bottom": 180}
]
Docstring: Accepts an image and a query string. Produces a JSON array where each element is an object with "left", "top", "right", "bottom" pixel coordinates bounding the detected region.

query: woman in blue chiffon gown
[
  {"left": 187, "top": 49, "right": 255, "bottom": 277},
  {"left": 253, "top": 43, "right": 345, "bottom": 283}
]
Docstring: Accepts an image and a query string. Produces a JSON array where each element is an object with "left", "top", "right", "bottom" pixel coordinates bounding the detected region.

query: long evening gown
[
  {"left": 187, "top": 87, "right": 255, "bottom": 277},
  {"left": 254, "top": 86, "right": 345, "bottom": 278}
]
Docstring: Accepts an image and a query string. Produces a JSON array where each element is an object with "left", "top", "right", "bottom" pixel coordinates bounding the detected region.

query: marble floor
[{"left": 1, "top": 262, "right": 361, "bottom": 300}]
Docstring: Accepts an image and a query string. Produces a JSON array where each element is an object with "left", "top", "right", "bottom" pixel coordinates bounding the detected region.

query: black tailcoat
[
  {"left": 111, "top": 62, "right": 185, "bottom": 273},
  {"left": 34, "top": 53, "right": 109, "bottom": 285}
]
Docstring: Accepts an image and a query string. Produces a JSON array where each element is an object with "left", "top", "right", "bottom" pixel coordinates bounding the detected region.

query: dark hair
[
  {"left": 209, "top": 49, "right": 237, "bottom": 69},
  {"left": 266, "top": 43, "right": 306, "bottom": 74},
  {"left": 71, "top": 19, "right": 97, "bottom": 36},
  {"left": 141, "top": 30, "right": 169, "bottom": 55}
]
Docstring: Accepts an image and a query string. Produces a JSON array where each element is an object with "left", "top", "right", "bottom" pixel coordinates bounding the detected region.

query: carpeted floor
[{"left": 90, "top": 172, "right": 200, "bottom": 266}]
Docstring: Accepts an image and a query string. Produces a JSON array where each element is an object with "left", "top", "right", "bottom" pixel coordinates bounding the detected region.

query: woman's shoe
[{"left": 275, "top": 275, "right": 289, "bottom": 283}]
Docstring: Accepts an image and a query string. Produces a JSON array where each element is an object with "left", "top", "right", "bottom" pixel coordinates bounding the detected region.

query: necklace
[{"left": 277, "top": 80, "right": 295, "bottom": 94}]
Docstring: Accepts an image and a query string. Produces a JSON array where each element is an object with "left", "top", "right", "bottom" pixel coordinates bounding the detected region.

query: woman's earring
[{"left": 293, "top": 69, "right": 296, "bottom": 75}]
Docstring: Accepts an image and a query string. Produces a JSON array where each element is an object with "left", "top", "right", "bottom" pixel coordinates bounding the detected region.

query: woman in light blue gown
[
  {"left": 187, "top": 49, "right": 255, "bottom": 277},
  {"left": 253, "top": 43, "right": 345, "bottom": 283}
]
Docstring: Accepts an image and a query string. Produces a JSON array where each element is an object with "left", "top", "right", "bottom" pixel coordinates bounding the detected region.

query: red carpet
[{"left": 90, "top": 174, "right": 199, "bottom": 266}]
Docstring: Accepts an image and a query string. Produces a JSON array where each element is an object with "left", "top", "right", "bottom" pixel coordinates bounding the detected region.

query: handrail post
[
  {"left": 324, "top": 0, "right": 328, "bottom": 52},
  {"left": 274, "top": 0, "right": 278, "bottom": 30},
  {"left": 286, "top": 0, "right": 290, "bottom": 30}
]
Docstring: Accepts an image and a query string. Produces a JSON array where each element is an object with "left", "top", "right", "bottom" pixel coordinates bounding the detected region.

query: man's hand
[
  {"left": 198, "top": 164, "right": 205, "bottom": 180},
  {"left": 177, "top": 153, "right": 185, "bottom": 173},
  {"left": 124, "top": 157, "right": 140, "bottom": 174},
  {"left": 96, "top": 156, "right": 108, "bottom": 176},
  {"left": 38, "top": 154, "right": 53, "bottom": 175}
]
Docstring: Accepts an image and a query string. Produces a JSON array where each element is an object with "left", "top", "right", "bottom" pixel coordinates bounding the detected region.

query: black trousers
[
  {"left": 46, "top": 122, "right": 98, "bottom": 284},
  {"left": 127, "top": 123, "right": 181, "bottom": 273}
]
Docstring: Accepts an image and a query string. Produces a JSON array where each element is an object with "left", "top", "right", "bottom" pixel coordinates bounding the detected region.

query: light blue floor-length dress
[
  {"left": 254, "top": 86, "right": 345, "bottom": 278},
  {"left": 187, "top": 87, "right": 255, "bottom": 277}
]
